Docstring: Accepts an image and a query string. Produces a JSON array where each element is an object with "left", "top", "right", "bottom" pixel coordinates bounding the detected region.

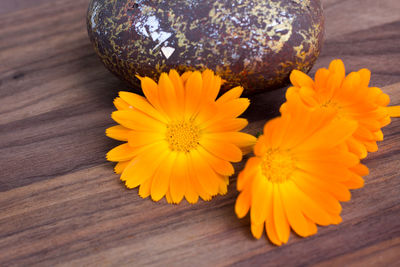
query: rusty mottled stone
[{"left": 87, "top": 0, "right": 324, "bottom": 94}]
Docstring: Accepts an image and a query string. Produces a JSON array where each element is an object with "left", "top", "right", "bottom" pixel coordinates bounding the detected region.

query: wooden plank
[{"left": 0, "top": 0, "right": 399, "bottom": 265}]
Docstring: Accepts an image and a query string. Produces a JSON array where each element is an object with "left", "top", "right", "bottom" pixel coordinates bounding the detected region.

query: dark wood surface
[{"left": 1, "top": 0, "right": 399, "bottom": 266}]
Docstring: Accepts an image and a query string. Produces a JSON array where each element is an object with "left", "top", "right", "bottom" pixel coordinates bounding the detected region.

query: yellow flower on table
[
  {"left": 282, "top": 59, "right": 400, "bottom": 159},
  {"left": 106, "top": 69, "right": 256, "bottom": 204},
  {"left": 235, "top": 93, "right": 369, "bottom": 246}
]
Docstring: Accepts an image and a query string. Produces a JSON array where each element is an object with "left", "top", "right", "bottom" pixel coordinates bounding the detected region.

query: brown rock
[{"left": 87, "top": 0, "right": 324, "bottom": 94}]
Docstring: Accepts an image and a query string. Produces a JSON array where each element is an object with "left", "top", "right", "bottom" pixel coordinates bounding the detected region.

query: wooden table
[{"left": 1, "top": 0, "right": 399, "bottom": 266}]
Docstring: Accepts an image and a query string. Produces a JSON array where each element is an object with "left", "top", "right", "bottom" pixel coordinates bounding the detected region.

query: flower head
[
  {"left": 235, "top": 93, "right": 368, "bottom": 245},
  {"left": 106, "top": 69, "right": 256, "bottom": 204},
  {"left": 282, "top": 59, "right": 399, "bottom": 158}
]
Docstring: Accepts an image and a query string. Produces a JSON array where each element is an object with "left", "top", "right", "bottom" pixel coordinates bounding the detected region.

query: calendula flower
[
  {"left": 106, "top": 69, "right": 256, "bottom": 204},
  {"left": 282, "top": 59, "right": 400, "bottom": 158},
  {"left": 235, "top": 93, "right": 368, "bottom": 246}
]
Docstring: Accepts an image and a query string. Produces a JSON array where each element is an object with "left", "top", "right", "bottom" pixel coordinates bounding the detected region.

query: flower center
[
  {"left": 321, "top": 100, "right": 345, "bottom": 119},
  {"left": 166, "top": 120, "right": 200, "bottom": 152},
  {"left": 261, "top": 149, "right": 295, "bottom": 183}
]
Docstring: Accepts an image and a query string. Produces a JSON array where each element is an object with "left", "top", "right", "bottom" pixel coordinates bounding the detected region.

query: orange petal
[
  {"left": 139, "top": 176, "right": 153, "bottom": 199},
  {"left": 358, "top": 68, "right": 371, "bottom": 88},
  {"left": 290, "top": 70, "right": 314, "bottom": 88},
  {"left": 346, "top": 137, "right": 368, "bottom": 159},
  {"left": 314, "top": 68, "right": 330, "bottom": 92},
  {"left": 111, "top": 110, "right": 165, "bottom": 132},
  {"left": 387, "top": 106, "right": 400, "bottom": 117},
  {"left": 350, "top": 163, "right": 369, "bottom": 176},
  {"left": 250, "top": 174, "right": 270, "bottom": 225},
  {"left": 235, "top": 187, "right": 251, "bottom": 218},
  {"left": 150, "top": 152, "right": 177, "bottom": 201},
  {"left": 114, "top": 97, "right": 130, "bottom": 110},
  {"left": 158, "top": 73, "right": 180, "bottom": 118},
  {"left": 216, "top": 86, "right": 244, "bottom": 104},
  {"left": 297, "top": 118, "right": 357, "bottom": 151},
  {"left": 265, "top": 183, "right": 282, "bottom": 246},
  {"left": 237, "top": 157, "right": 261, "bottom": 191},
  {"left": 127, "top": 131, "right": 165, "bottom": 147},
  {"left": 342, "top": 173, "right": 364, "bottom": 189},
  {"left": 205, "top": 118, "right": 248, "bottom": 132},
  {"left": 189, "top": 149, "right": 219, "bottom": 196},
  {"left": 168, "top": 69, "right": 185, "bottom": 107},
  {"left": 197, "top": 146, "right": 235, "bottom": 176},
  {"left": 107, "top": 143, "right": 138, "bottom": 162},
  {"left": 119, "top": 91, "right": 167, "bottom": 123},
  {"left": 139, "top": 76, "right": 164, "bottom": 114},
  {"left": 291, "top": 172, "right": 342, "bottom": 214},
  {"left": 281, "top": 181, "right": 313, "bottom": 237},
  {"left": 295, "top": 170, "right": 351, "bottom": 202},
  {"left": 200, "top": 138, "right": 242, "bottom": 162},
  {"left": 187, "top": 159, "right": 212, "bottom": 201},
  {"left": 169, "top": 152, "right": 188, "bottom": 204},
  {"left": 106, "top": 125, "right": 130, "bottom": 141},
  {"left": 202, "top": 69, "right": 220, "bottom": 101},
  {"left": 114, "top": 160, "right": 131, "bottom": 174},
  {"left": 204, "top": 132, "right": 257, "bottom": 149},
  {"left": 251, "top": 223, "right": 264, "bottom": 239},
  {"left": 201, "top": 98, "right": 250, "bottom": 129},
  {"left": 185, "top": 71, "right": 203, "bottom": 117},
  {"left": 291, "top": 179, "right": 334, "bottom": 226},
  {"left": 273, "top": 184, "right": 290, "bottom": 244},
  {"left": 121, "top": 142, "right": 169, "bottom": 188}
]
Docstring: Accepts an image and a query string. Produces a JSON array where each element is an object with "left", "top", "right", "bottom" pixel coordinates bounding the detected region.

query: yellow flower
[
  {"left": 235, "top": 93, "right": 368, "bottom": 246},
  {"left": 106, "top": 69, "right": 256, "bottom": 204},
  {"left": 282, "top": 59, "right": 400, "bottom": 158}
]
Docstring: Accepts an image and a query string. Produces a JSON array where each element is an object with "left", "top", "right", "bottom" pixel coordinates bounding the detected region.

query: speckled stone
[{"left": 87, "top": 0, "right": 324, "bottom": 94}]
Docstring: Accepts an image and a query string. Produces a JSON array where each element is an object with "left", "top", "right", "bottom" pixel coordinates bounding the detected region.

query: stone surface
[{"left": 87, "top": 0, "right": 324, "bottom": 94}]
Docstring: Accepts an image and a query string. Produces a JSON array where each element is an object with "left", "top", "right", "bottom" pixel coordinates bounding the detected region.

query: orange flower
[
  {"left": 106, "top": 69, "right": 256, "bottom": 204},
  {"left": 235, "top": 93, "right": 368, "bottom": 245},
  {"left": 281, "top": 59, "right": 399, "bottom": 158}
]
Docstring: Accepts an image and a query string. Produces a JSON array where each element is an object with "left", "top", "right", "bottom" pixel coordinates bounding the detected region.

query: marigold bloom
[
  {"left": 282, "top": 59, "right": 400, "bottom": 158},
  {"left": 235, "top": 94, "right": 368, "bottom": 246},
  {"left": 106, "top": 69, "right": 256, "bottom": 204}
]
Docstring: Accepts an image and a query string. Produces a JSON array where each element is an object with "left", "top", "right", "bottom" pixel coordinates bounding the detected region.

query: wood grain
[{"left": 0, "top": 0, "right": 399, "bottom": 266}]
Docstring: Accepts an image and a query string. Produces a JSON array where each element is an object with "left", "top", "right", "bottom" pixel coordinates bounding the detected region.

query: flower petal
[
  {"left": 273, "top": 184, "right": 290, "bottom": 244},
  {"left": 112, "top": 110, "right": 165, "bottom": 132},
  {"left": 170, "top": 152, "right": 188, "bottom": 204},
  {"left": 119, "top": 91, "right": 167, "bottom": 123},
  {"left": 281, "top": 181, "right": 311, "bottom": 237},
  {"left": 151, "top": 152, "right": 177, "bottom": 202},
  {"left": 216, "top": 86, "right": 244, "bottom": 104},
  {"left": 158, "top": 73, "right": 180, "bottom": 118},
  {"left": 106, "top": 125, "right": 130, "bottom": 141},
  {"left": 169, "top": 69, "right": 185, "bottom": 107},
  {"left": 121, "top": 142, "right": 170, "bottom": 188},
  {"left": 113, "top": 97, "right": 130, "bottom": 110},
  {"left": 205, "top": 132, "right": 257, "bottom": 149},
  {"left": 250, "top": 174, "right": 270, "bottom": 225},
  {"left": 290, "top": 70, "right": 314, "bottom": 88},
  {"left": 205, "top": 118, "right": 248, "bottom": 132},
  {"left": 200, "top": 138, "right": 242, "bottom": 162},
  {"left": 185, "top": 71, "right": 203, "bottom": 117},
  {"left": 114, "top": 160, "right": 130, "bottom": 174},
  {"left": 107, "top": 143, "right": 138, "bottom": 162},
  {"left": 128, "top": 131, "right": 165, "bottom": 147},
  {"left": 197, "top": 146, "right": 234, "bottom": 176},
  {"left": 235, "top": 187, "right": 251, "bottom": 218},
  {"left": 139, "top": 176, "right": 153, "bottom": 199},
  {"left": 237, "top": 157, "right": 261, "bottom": 191},
  {"left": 251, "top": 223, "right": 264, "bottom": 239},
  {"left": 189, "top": 149, "right": 219, "bottom": 196},
  {"left": 201, "top": 98, "right": 250, "bottom": 129},
  {"left": 138, "top": 76, "right": 164, "bottom": 114}
]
